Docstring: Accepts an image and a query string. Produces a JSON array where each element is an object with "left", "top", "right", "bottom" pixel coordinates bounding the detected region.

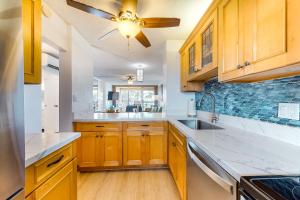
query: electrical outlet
[{"left": 278, "top": 103, "right": 299, "bottom": 120}]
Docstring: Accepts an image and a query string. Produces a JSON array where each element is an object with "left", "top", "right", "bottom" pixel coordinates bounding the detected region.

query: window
[
  {"left": 93, "top": 79, "right": 105, "bottom": 112},
  {"left": 113, "top": 85, "right": 158, "bottom": 111}
]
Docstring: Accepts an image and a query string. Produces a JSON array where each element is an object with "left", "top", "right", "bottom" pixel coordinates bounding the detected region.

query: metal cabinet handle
[
  {"left": 187, "top": 143, "right": 234, "bottom": 194},
  {"left": 237, "top": 64, "right": 244, "bottom": 69},
  {"left": 47, "top": 155, "right": 64, "bottom": 168},
  {"left": 172, "top": 142, "right": 176, "bottom": 147},
  {"left": 244, "top": 61, "right": 251, "bottom": 66},
  {"left": 96, "top": 125, "right": 104, "bottom": 128},
  {"left": 141, "top": 124, "right": 149, "bottom": 127}
]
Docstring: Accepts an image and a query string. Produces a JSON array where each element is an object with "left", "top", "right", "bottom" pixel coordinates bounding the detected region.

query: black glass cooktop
[{"left": 249, "top": 176, "right": 300, "bottom": 200}]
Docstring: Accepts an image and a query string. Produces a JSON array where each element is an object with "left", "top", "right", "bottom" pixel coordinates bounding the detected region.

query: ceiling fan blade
[
  {"left": 97, "top": 28, "right": 119, "bottom": 41},
  {"left": 121, "top": 0, "right": 138, "bottom": 13},
  {"left": 135, "top": 31, "right": 151, "bottom": 48},
  {"left": 141, "top": 18, "right": 180, "bottom": 28},
  {"left": 66, "top": 0, "right": 116, "bottom": 21}
]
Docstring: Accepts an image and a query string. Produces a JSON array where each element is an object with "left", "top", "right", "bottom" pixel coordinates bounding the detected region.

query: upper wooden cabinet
[
  {"left": 179, "top": 2, "right": 220, "bottom": 92},
  {"left": 23, "top": 0, "right": 42, "bottom": 84},
  {"left": 219, "top": 0, "right": 300, "bottom": 82},
  {"left": 180, "top": 51, "right": 203, "bottom": 92}
]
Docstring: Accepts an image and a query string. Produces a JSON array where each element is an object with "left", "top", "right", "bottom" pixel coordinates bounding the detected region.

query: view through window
[{"left": 114, "top": 85, "right": 158, "bottom": 111}]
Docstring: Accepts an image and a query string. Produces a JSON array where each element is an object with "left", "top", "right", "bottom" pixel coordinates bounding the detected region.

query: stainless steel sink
[{"left": 178, "top": 119, "right": 223, "bottom": 130}]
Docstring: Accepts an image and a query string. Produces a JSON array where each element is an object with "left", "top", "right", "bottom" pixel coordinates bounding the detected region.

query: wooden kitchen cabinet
[
  {"left": 22, "top": 0, "right": 42, "bottom": 84},
  {"left": 180, "top": 51, "right": 203, "bottom": 92},
  {"left": 123, "top": 121, "right": 168, "bottom": 167},
  {"left": 219, "top": 0, "right": 300, "bottom": 82},
  {"left": 77, "top": 132, "right": 98, "bottom": 167},
  {"left": 78, "top": 131, "right": 122, "bottom": 168},
  {"left": 99, "top": 131, "right": 122, "bottom": 167},
  {"left": 168, "top": 124, "right": 186, "bottom": 200},
  {"left": 75, "top": 122, "right": 123, "bottom": 169},
  {"left": 146, "top": 130, "right": 167, "bottom": 165},
  {"left": 25, "top": 142, "right": 77, "bottom": 200},
  {"left": 33, "top": 159, "right": 77, "bottom": 200},
  {"left": 123, "top": 130, "right": 146, "bottom": 166}
]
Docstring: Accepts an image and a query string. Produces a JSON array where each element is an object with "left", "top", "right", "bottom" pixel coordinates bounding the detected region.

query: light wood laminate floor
[{"left": 77, "top": 169, "right": 180, "bottom": 200}]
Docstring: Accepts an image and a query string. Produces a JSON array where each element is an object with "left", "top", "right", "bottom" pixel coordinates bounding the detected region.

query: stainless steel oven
[{"left": 187, "top": 140, "right": 238, "bottom": 200}]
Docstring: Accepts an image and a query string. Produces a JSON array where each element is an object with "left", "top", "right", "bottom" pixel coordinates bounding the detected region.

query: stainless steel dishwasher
[{"left": 187, "top": 140, "right": 238, "bottom": 200}]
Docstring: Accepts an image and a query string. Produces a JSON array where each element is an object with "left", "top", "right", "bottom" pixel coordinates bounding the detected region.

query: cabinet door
[
  {"left": 175, "top": 144, "right": 186, "bottom": 200},
  {"left": 123, "top": 131, "right": 146, "bottom": 166},
  {"left": 219, "top": 0, "right": 244, "bottom": 81},
  {"left": 181, "top": 51, "right": 203, "bottom": 92},
  {"left": 34, "top": 160, "right": 77, "bottom": 200},
  {"left": 168, "top": 130, "right": 176, "bottom": 178},
  {"left": 146, "top": 130, "right": 167, "bottom": 166},
  {"left": 78, "top": 132, "right": 98, "bottom": 167},
  {"left": 22, "top": 0, "right": 41, "bottom": 84},
  {"left": 98, "top": 131, "right": 122, "bottom": 167},
  {"left": 254, "top": 0, "right": 286, "bottom": 63}
]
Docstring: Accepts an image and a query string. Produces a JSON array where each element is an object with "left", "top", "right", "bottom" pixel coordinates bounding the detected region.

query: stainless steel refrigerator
[{"left": 0, "top": 0, "right": 25, "bottom": 199}]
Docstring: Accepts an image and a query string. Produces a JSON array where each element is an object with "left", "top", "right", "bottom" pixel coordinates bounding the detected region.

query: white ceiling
[{"left": 45, "top": 0, "right": 212, "bottom": 83}]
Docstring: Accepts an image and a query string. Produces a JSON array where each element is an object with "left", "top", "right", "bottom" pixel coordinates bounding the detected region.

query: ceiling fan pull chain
[{"left": 127, "top": 37, "right": 130, "bottom": 52}]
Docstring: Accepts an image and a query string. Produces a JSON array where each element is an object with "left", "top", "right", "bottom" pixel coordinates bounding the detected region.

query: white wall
[
  {"left": 163, "top": 40, "right": 195, "bottom": 115},
  {"left": 24, "top": 4, "right": 95, "bottom": 132},
  {"left": 71, "top": 27, "right": 94, "bottom": 118},
  {"left": 24, "top": 85, "right": 42, "bottom": 133}
]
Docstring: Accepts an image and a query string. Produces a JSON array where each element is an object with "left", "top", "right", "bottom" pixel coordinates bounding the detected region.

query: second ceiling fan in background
[{"left": 66, "top": 0, "right": 181, "bottom": 48}]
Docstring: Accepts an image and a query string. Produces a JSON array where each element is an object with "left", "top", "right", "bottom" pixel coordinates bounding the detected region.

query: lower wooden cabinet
[
  {"left": 99, "top": 131, "right": 122, "bottom": 167},
  {"left": 75, "top": 121, "right": 168, "bottom": 170},
  {"left": 123, "top": 129, "right": 167, "bottom": 167},
  {"left": 77, "top": 131, "right": 122, "bottom": 168},
  {"left": 33, "top": 159, "right": 77, "bottom": 200},
  {"left": 25, "top": 142, "right": 77, "bottom": 200},
  {"left": 169, "top": 125, "right": 187, "bottom": 200},
  {"left": 123, "top": 130, "right": 146, "bottom": 166}
]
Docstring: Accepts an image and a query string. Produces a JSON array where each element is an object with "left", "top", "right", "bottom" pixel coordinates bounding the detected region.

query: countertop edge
[{"left": 25, "top": 132, "right": 81, "bottom": 168}]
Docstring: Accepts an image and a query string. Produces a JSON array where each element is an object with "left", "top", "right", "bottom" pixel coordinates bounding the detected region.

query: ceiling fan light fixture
[{"left": 118, "top": 20, "right": 141, "bottom": 38}]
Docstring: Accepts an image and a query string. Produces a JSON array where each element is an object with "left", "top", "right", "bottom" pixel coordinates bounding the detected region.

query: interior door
[
  {"left": 146, "top": 130, "right": 167, "bottom": 166},
  {"left": 42, "top": 66, "right": 59, "bottom": 133},
  {"left": 123, "top": 131, "right": 145, "bottom": 166},
  {"left": 98, "top": 131, "right": 122, "bottom": 167}
]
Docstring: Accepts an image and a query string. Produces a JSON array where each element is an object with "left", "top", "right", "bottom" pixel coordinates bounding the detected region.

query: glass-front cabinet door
[
  {"left": 201, "top": 22, "right": 214, "bottom": 68},
  {"left": 199, "top": 9, "right": 218, "bottom": 70},
  {"left": 188, "top": 43, "right": 196, "bottom": 74}
]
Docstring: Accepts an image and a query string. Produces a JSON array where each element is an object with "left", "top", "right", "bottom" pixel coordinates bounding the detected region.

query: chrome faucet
[{"left": 197, "top": 92, "right": 218, "bottom": 123}]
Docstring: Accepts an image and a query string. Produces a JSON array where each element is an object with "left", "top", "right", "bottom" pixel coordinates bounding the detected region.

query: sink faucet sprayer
[{"left": 197, "top": 92, "right": 219, "bottom": 123}]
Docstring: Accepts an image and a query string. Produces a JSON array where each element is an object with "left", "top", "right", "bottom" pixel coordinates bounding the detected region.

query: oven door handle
[{"left": 187, "top": 143, "right": 234, "bottom": 194}]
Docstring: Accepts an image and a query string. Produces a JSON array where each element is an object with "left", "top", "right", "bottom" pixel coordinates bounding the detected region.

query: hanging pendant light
[{"left": 136, "top": 69, "right": 143, "bottom": 82}]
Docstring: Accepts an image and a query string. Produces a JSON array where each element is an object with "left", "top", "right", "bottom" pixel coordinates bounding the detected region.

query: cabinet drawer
[
  {"left": 25, "top": 143, "right": 76, "bottom": 196},
  {"left": 74, "top": 122, "right": 122, "bottom": 132},
  {"left": 169, "top": 124, "right": 186, "bottom": 149},
  {"left": 34, "top": 159, "right": 77, "bottom": 200},
  {"left": 124, "top": 121, "right": 167, "bottom": 131}
]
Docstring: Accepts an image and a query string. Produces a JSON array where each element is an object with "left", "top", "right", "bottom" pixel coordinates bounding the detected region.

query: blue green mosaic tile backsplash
[{"left": 195, "top": 76, "right": 300, "bottom": 127}]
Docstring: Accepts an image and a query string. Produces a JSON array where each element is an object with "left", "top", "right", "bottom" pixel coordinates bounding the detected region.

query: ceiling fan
[{"left": 66, "top": 0, "right": 181, "bottom": 48}]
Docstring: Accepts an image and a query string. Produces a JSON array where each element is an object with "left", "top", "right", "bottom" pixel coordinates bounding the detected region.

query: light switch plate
[{"left": 278, "top": 103, "right": 299, "bottom": 120}]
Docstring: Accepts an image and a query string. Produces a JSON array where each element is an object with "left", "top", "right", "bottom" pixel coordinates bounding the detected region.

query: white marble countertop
[
  {"left": 73, "top": 112, "right": 168, "bottom": 122},
  {"left": 74, "top": 113, "right": 300, "bottom": 181},
  {"left": 25, "top": 132, "right": 81, "bottom": 167},
  {"left": 168, "top": 117, "right": 300, "bottom": 181}
]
